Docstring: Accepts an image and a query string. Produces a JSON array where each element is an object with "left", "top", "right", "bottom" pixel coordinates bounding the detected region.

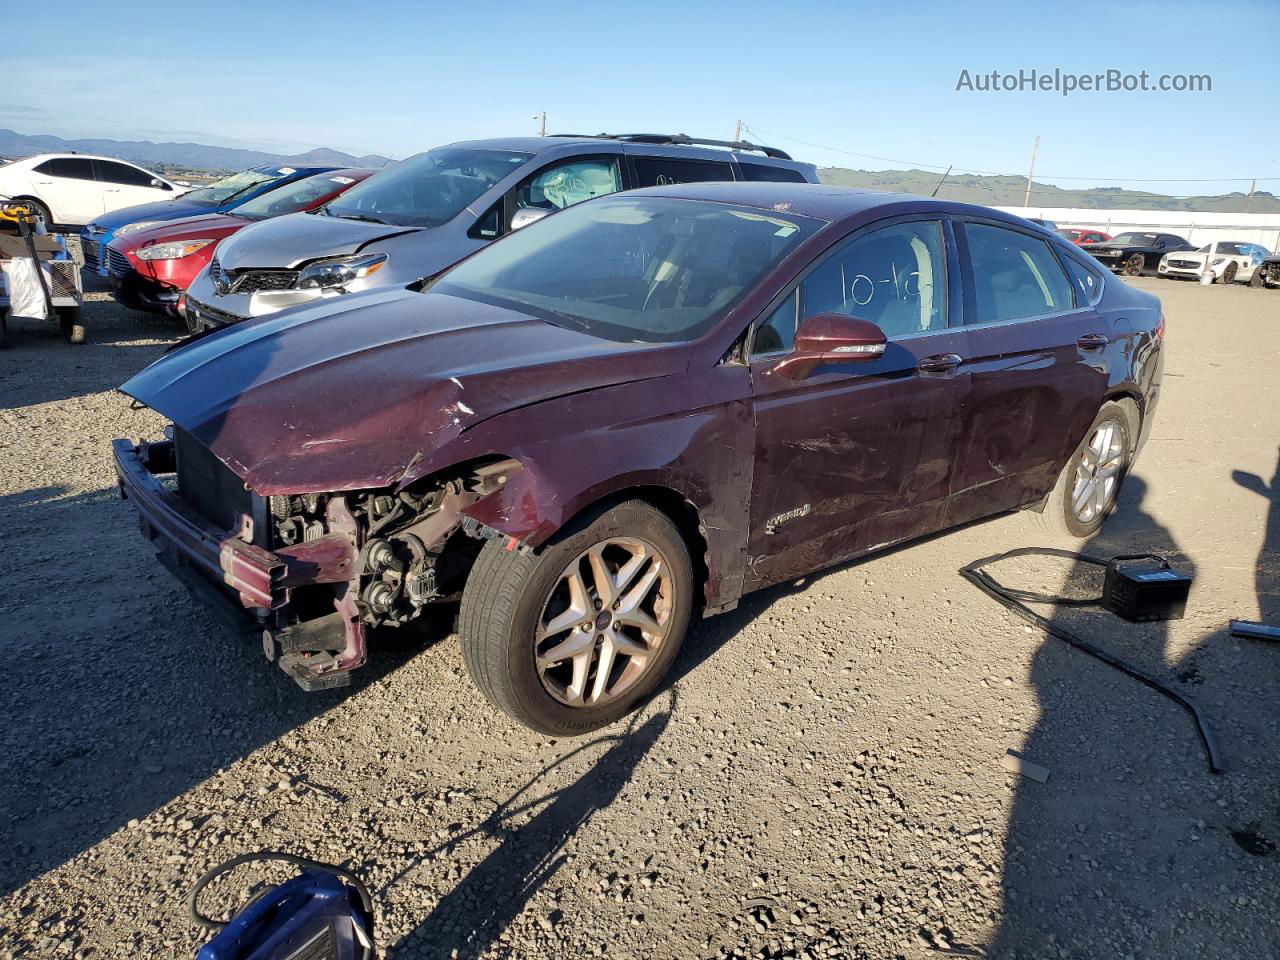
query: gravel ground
[{"left": 1, "top": 276, "right": 1277, "bottom": 960}]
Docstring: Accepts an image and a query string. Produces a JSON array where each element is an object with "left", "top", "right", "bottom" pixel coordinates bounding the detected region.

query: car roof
[
  {"left": 440, "top": 136, "right": 813, "bottom": 172},
  {"left": 598, "top": 181, "right": 1043, "bottom": 229},
  {"left": 20, "top": 151, "right": 162, "bottom": 167}
]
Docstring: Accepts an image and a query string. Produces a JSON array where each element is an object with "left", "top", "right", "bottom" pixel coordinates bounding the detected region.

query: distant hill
[
  {"left": 817, "top": 167, "right": 1280, "bottom": 214},
  {"left": 0, "top": 129, "right": 392, "bottom": 174}
]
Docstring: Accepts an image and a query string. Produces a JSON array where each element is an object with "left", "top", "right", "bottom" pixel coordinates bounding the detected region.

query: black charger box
[{"left": 1102, "top": 555, "right": 1191, "bottom": 622}]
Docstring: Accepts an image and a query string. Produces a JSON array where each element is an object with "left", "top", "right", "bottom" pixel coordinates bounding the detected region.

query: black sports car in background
[
  {"left": 1083, "top": 232, "right": 1195, "bottom": 276},
  {"left": 1254, "top": 254, "right": 1280, "bottom": 289}
]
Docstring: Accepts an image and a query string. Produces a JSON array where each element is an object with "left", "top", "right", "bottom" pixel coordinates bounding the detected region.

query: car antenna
[{"left": 931, "top": 165, "right": 953, "bottom": 198}]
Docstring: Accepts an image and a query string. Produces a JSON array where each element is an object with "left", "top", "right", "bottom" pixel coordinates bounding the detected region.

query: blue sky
[{"left": 6, "top": 0, "right": 1275, "bottom": 194}]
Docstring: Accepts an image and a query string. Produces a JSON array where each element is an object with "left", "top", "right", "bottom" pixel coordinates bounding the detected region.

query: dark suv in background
[{"left": 181, "top": 133, "right": 818, "bottom": 331}]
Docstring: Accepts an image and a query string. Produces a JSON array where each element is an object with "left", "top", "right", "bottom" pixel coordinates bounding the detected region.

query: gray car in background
[{"left": 182, "top": 133, "right": 817, "bottom": 331}]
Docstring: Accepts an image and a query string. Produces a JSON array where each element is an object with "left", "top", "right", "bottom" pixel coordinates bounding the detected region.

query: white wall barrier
[{"left": 994, "top": 206, "right": 1280, "bottom": 252}]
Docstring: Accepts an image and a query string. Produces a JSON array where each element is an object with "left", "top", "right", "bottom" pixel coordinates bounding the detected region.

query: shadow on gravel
[
  {"left": 1232, "top": 446, "right": 1280, "bottom": 624},
  {"left": 987, "top": 476, "right": 1280, "bottom": 958},
  {"left": 0, "top": 480, "right": 441, "bottom": 899},
  {"left": 0, "top": 314, "right": 183, "bottom": 411},
  {"left": 387, "top": 700, "right": 673, "bottom": 959}
]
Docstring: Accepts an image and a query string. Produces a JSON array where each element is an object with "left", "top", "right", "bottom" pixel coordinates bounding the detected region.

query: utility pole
[
  {"left": 734, "top": 119, "right": 742, "bottom": 142},
  {"left": 532, "top": 112, "right": 547, "bottom": 137},
  {"left": 1023, "top": 135, "right": 1040, "bottom": 208},
  {"left": 1247, "top": 177, "right": 1257, "bottom": 214}
]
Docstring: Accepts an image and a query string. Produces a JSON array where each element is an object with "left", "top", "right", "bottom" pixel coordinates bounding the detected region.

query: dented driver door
[{"left": 741, "top": 217, "right": 972, "bottom": 590}]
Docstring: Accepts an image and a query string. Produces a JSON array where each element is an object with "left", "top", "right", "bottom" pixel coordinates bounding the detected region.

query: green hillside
[{"left": 817, "top": 167, "right": 1280, "bottom": 214}]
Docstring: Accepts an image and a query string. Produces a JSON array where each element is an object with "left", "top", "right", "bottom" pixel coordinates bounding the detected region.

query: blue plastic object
[{"left": 191, "top": 855, "right": 373, "bottom": 960}]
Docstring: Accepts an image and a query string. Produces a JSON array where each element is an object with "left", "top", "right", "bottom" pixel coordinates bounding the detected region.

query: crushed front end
[{"left": 113, "top": 428, "right": 519, "bottom": 691}]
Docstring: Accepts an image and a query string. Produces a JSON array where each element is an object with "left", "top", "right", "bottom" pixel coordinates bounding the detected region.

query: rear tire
[
  {"left": 13, "top": 197, "right": 52, "bottom": 231},
  {"left": 458, "top": 500, "right": 693, "bottom": 735},
  {"left": 1035, "top": 399, "right": 1138, "bottom": 539},
  {"left": 1249, "top": 268, "right": 1265, "bottom": 289}
]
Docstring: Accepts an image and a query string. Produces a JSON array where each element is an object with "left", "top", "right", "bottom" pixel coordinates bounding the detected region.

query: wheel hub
[{"left": 534, "top": 537, "right": 674, "bottom": 708}]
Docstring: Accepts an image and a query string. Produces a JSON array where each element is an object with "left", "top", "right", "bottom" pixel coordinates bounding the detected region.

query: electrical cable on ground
[{"left": 959, "top": 546, "right": 1222, "bottom": 775}]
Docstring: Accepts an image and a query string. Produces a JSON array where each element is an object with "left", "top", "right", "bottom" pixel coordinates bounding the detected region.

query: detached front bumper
[{"left": 112, "top": 438, "right": 286, "bottom": 610}]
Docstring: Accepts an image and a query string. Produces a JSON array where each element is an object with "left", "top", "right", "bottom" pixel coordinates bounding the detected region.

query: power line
[{"left": 740, "top": 123, "right": 1280, "bottom": 186}]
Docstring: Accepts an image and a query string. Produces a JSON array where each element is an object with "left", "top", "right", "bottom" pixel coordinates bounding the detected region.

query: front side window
[
  {"left": 434, "top": 196, "right": 821, "bottom": 344},
  {"left": 803, "top": 220, "right": 948, "bottom": 339},
  {"left": 752, "top": 220, "right": 948, "bottom": 356},
  {"left": 324, "top": 147, "right": 532, "bottom": 228},
  {"left": 93, "top": 160, "right": 156, "bottom": 187},
  {"left": 514, "top": 158, "right": 621, "bottom": 212},
  {"left": 632, "top": 157, "right": 734, "bottom": 188},
  {"left": 965, "top": 222, "right": 1074, "bottom": 324},
  {"left": 36, "top": 157, "right": 95, "bottom": 181}
]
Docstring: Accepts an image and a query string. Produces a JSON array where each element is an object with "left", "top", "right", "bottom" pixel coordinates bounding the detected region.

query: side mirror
[
  {"left": 773, "top": 312, "right": 887, "bottom": 379},
  {"left": 510, "top": 207, "right": 550, "bottom": 231}
]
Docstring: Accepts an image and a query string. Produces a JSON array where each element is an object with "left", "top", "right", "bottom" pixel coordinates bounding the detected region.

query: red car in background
[
  {"left": 1057, "top": 227, "right": 1112, "bottom": 246},
  {"left": 105, "top": 168, "right": 374, "bottom": 316}
]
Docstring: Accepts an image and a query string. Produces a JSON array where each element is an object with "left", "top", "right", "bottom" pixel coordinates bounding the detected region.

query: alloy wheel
[
  {"left": 1071, "top": 419, "right": 1127, "bottom": 523},
  {"left": 535, "top": 537, "right": 674, "bottom": 707}
]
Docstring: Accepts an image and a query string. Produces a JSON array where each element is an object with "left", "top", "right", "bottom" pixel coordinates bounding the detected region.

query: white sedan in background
[
  {"left": 0, "top": 153, "right": 186, "bottom": 229},
  {"left": 1158, "top": 241, "right": 1272, "bottom": 284}
]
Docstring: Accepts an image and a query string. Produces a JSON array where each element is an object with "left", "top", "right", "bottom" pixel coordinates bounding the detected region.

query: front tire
[
  {"left": 57, "top": 306, "right": 86, "bottom": 344},
  {"left": 458, "top": 500, "right": 693, "bottom": 735},
  {"left": 1218, "top": 262, "right": 1238, "bottom": 284},
  {"left": 1124, "top": 254, "right": 1145, "bottom": 276},
  {"left": 1035, "top": 400, "right": 1137, "bottom": 539}
]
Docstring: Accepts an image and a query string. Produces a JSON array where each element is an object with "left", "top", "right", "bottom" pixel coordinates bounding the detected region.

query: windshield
[
  {"left": 1057, "top": 228, "right": 1081, "bottom": 240},
  {"left": 1197, "top": 242, "right": 1247, "bottom": 254},
  {"left": 322, "top": 147, "right": 531, "bottom": 227},
  {"left": 232, "top": 171, "right": 363, "bottom": 219},
  {"left": 182, "top": 167, "right": 281, "bottom": 206},
  {"left": 434, "top": 196, "right": 823, "bottom": 344},
  {"left": 1114, "top": 232, "right": 1158, "bottom": 245}
]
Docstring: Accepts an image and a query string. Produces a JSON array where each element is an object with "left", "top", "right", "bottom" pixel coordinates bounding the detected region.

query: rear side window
[
  {"left": 93, "top": 159, "right": 157, "bottom": 187},
  {"left": 1062, "top": 254, "right": 1104, "bottom": 305},
  {"left": 964, "top": 223, "right": 1074, "bottom": 324},
  {"left": 35, "top": 157, "right": 95, "bottom": 180},
  {"left": 632, "top": 157, "right": 734, "bottom": 188},
  {"left": 738, "top": 163, "right": 808, "bottom": 183}
]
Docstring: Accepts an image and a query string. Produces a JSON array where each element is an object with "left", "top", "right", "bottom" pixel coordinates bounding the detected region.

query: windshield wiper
[{"left": 333, "top": 212, "right": 389, "bottom": 224}]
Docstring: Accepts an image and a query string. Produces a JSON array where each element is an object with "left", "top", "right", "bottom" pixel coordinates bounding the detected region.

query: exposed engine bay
[{"left": 131, "top": 428, "right": 526, "bottom": 691}]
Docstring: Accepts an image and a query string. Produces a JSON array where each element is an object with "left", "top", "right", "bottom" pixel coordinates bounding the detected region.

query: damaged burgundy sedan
[{"left": 113, "top": 183, "right": 1162, "bottom": 735}]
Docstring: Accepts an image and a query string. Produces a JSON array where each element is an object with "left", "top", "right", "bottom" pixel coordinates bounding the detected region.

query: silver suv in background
[{"left": 181, "top": 134, "right": 817, "bottom": 331}]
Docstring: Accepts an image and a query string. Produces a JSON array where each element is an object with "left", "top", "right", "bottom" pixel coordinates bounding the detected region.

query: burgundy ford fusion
[{"left": 114, "top": 183, "right": 1162, "bottom": 735}]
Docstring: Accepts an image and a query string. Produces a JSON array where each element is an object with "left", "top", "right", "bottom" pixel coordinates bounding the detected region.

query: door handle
[
  {"left": 918, "top": 353, "right": 963, "bottom": 373},
  {"left": 1076, "top": 333, "right": 1109, "bottom": 350}
]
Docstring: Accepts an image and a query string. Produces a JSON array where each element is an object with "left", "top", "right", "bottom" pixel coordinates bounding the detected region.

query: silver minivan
[{"left": 182, "top": 133, "right": 816, "bottom": 331}]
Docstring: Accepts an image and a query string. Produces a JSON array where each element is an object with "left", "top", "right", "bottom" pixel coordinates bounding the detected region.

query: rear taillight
[{"left": 1155, "top": 312, "right": 1166, "bottom": 338}]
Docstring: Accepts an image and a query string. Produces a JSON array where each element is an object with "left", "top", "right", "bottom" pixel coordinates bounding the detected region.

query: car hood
[
  {"left": 113, "top": 213, "right": 249, "bottom": 251},
  {"left": 95, "top": 198, "right": 221, "bottom": 231},
  {"left": 1084, "top": 242, "right": 1141, "bottom": 252},
  {"left": 214, "top": 211, "right": 420, "bottom": 269},
  {"left": 121, "top": 288, "right": 684, "bottom": 495}
]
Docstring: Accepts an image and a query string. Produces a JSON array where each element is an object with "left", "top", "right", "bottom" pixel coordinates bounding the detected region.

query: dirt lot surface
[{"left": 1, "top": 277, "right": 1278, "bottom": 960}]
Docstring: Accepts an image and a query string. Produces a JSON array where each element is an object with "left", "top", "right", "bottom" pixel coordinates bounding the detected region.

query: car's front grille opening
[
  {"left": 174, "top": 428, "right": 257, "bottom": 535},
  {"left": 106, "top": 247, "right": 131, "bottom": 276},
  {"left": 234, "top": 270, "right": 298, "bottom": 294}
]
